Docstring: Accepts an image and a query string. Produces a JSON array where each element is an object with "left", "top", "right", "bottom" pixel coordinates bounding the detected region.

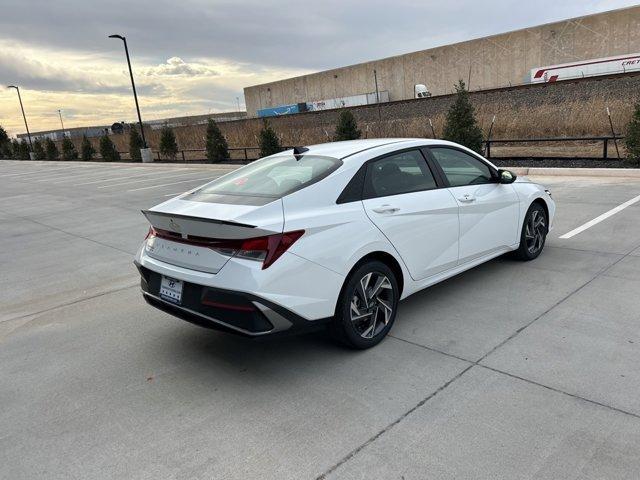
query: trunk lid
[{"left": 141, "top": 195, "right": 283, "bottom": 274}]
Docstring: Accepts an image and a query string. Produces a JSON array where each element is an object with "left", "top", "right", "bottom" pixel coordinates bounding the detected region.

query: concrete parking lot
[{"left": 1, "top": 160, "right": 639, "bottom": 479}]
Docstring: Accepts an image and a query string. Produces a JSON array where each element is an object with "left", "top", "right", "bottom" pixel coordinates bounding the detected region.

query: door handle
[
  {"left": 372, "top": 205, "right": 400, "bottom": 214},
  {"left": 458, "top": 194, "right": 476, "bottom": 203}
]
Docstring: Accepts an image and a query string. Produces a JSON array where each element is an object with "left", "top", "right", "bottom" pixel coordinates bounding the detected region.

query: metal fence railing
[
  {"left": 484, "top": 135, "right": 624, "bottom": 160},
  {"left": 145, "top": 146, "right": 294, "bottom": 163}
]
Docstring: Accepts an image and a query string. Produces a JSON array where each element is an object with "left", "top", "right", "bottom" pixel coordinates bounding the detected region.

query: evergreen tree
[
  {"left": 81, "top": 135, "right": 95, "bottom": 161},
  {"left": 258, "top": 121, "right": 282, "bottom": 157},
  {"left": 99, "top": 134, "right": 121, "bottom": 162},
  {"left": 61, "top": 136, "right": 78, "bottom": 160},
  {"left": 0, "top": 125, "right": 9, "bottom": 158},
  {"left": 0, "top": 126, "right": 12, "bottom": 159},
  {"left": 624, "top": 103, "right": 640, "bottom": 166},
  {"left": 205, "top": 119, "right": 229, "bottom": 163},
  {"left": 159, "top": 125, "right": 178, "bottom": 160},
  {"left": 11, "top": 139, "right": 20, "bottom": 159},
  {"left": 128, "top": 126, "right": 144, "bottom": 162},
  {"left": 44, "top": 138, "right": 59, "bottom": 160},
  {"left": 334, "top": 110, "right": 361, "bottom": 141},
  {"left": 0, "top": 141, "right": 11, "bottom": 159},
  {"left": 33, "top": 139, "right": 46, "bottom": 160},
  {"left": 442, "top": 80, "right": 484, "bottom": 154},
  {"left": 18, "top": 139, "right": 30, "bottom": 160}
]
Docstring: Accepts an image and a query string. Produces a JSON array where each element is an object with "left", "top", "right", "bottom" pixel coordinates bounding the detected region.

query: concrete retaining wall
[{"left": 244, "top": 6, "right": 640, "bottom": 116}]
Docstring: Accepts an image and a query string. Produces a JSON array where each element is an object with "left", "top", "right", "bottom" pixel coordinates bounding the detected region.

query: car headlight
[{"left": 545, "top": 189, "right": 552, "bottom": 198}]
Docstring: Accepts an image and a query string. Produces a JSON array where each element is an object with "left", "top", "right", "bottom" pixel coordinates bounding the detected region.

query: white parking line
[
  {"left": 0, "top": 166, "right": 80, "bottom": 178},
  {"left": 559, "top": 193, "right": 640, "bottom": 239},
  {"left": 41, "top": 168, "right": 146, "bottom": 184},
  {"left": 6, "top": 164, "right": 110, "bottom": 179},
  {"left": 45, "top": 166, "right": 146, "bottom": 183},
  {"left": 75, "top": 168, "right": 186, "bottom": 186},
  {"left": 98, "top": 171, "right": 207, "bottom": 188},
  {"left": 127, "top": 177, "right": 214, "bottom": 192}
]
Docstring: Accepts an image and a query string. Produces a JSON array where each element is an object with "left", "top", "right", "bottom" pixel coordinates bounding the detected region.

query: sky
[{"left": 0, "top": 0, "right": 638, "bottom": 136}]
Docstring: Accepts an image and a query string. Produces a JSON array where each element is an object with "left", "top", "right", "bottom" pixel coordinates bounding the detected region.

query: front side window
[
  {"left": 190, "top": 154, "right": 342, "bottom": 199},
  {"left": 430, "top": 147, "right": 494, "bottom": 187},
  {"left": 363, "top": 150, "right": 437, "bottom": 198}
]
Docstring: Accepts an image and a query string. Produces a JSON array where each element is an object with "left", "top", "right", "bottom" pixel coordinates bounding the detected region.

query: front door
[{"left": 428, "top": 146, "right": 519, "bottom": 264}]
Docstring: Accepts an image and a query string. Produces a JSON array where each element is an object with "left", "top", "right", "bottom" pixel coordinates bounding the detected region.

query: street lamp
[
  {"left": 7, "top": 85, "right": 33, "bottom": 151},
  {"left": 57, "top": 109, "right": 65, "bottom": 132},
  {"left": 108, "top": 34, "right": 147, "bottom": 148}
]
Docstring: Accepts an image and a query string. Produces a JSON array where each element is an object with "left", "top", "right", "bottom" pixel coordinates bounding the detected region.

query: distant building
[
  {"left": 17, "top": 125, "right": 110, "bottom": 142},
  {"left": 243, "top": 5, "right": 640, "bottom": 117},
  {"left": 144, "top": 111, "right": 246, "bottom": 130},
  {"left": 16, "top": 111, "right": 247, "bottom": 141}
]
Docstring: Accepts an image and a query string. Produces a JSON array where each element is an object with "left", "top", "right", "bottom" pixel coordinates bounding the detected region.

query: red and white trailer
[{"left": 531, "top": 53, "right": 640, "bottom": 83}]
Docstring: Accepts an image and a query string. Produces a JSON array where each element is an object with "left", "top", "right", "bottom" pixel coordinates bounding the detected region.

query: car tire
[
  {"left": 330, "top": 260, "right": 399, "bottom": 349},
  {"left": 514, "top": 202, "right": 548, "bottom": 261}
]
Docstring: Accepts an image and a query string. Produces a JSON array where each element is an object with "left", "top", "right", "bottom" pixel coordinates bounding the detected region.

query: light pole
[
  {"left": 7, "top": 85, "right": 32, "bottom": 150},
  {"left": 58, "top": 109, "right": 65, "bottom": 132},
  {"left": 108, "top": 34, "right": 147, "bottom": 148}
]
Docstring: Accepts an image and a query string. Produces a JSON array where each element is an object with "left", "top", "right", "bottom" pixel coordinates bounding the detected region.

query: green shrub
[
  {"left": 33, "top": 139, "right": 46, "bottom": 160},
  {"left": 205, "top": 119, "right": 229, "bottom": 163},
  {"left": 18, "top": 139, "right": 30, "bottom": 160},
  {"left": 61, "top": 136, "right": 78, "bottom": 160},
  {"left": 334, "top": 110, "right": 361, "bottom": 141},
  {"left": 99, "top": 134, "right": 121, "bottom": 162},
  {"left": 129, "top": 126, "right": 144, "bottom": 162},
  {"left": 258, "top": 121, "right": 282, "bottom": 157},
  {"left": 44, "top": 138, "right": 59, "bottom": 160},
  {"left": 624, "top": 103, "right": 640, "bottom": 167},
  {"left": 159, "top": 125, "right": 179, "bottom": 160},
  {"left": 81, "top": 135, "right": 95, "bottom": 161},
  {"left": 442, "top": 80, "right": 484, "bottom": 154},
  {"left": 0, "top": 126, "right": 10, "bottom": 158},
  {"left": 0, "top": 141, "right": 12, "bottom": 159}
]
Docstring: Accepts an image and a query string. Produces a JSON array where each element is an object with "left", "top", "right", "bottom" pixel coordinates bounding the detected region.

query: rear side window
[
  {"left": 363, "top": 150, "right": 436, "bottom": 198},
  {"left": 193, "top": 154, "right": 342, "bottom": 198},
  {"left": 430, "top": 148, "right": 494, "bottom": 187}
]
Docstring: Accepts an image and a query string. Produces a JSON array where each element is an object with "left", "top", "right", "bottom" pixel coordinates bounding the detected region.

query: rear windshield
[{"left": 191, "top": 154, "right": 342, "bottom": 199}]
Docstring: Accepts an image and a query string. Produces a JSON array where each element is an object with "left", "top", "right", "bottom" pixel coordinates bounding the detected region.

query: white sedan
[{"left": 135, "top": 139, "right": 555, "bottom": 349}]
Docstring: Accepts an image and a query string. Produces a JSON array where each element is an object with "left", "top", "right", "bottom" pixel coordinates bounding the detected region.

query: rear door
[
  {"left": 361, "top": 149, "right": 459, "bottom": 281},
  {"left": 427, "top": 146, "right": 519, "bottom": 264}
]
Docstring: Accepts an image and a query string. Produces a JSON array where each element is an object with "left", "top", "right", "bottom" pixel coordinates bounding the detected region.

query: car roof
[{"left": 281, "top": 138, "right": 457, "bottom": 160}]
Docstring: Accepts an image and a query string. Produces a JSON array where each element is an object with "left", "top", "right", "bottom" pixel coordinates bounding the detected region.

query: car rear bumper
[{"left": 136, "top": 263, "right": 332, "bottom": 337}]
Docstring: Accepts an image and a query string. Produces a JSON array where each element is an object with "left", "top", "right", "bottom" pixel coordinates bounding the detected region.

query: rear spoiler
[{"left": 141, "top": 210, "right": 266, "bottom": 240}]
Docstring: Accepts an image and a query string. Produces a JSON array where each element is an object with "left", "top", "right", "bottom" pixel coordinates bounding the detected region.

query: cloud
[
  {"left": 1, "top": 0, "right": 638, "bottom": 135},
  {"left": 0, "top": 42, "right": 165, "bottom": 95},
  {"left": 142, "top": 57, "right": 219, "bottom": 77}
]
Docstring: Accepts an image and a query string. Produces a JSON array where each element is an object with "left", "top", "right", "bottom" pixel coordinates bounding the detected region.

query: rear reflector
[
  {"left": 201, "top": 299, "right": 256, "bottom": 312},
  {"left": 147, "top": 227, "right": 304, "bottom": 269}
]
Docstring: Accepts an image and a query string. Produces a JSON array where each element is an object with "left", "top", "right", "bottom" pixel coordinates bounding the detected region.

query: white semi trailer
[{"left": 531, "top": 53, "right": 640, "bottom": 83}]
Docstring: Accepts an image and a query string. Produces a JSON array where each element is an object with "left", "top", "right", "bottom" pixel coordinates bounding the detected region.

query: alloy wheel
[
  {"left": 525, "top": 209, "right": 546, "bottom": 255},
  {"left": 350, "top": 272, "right": 394, "bottom": 339}
]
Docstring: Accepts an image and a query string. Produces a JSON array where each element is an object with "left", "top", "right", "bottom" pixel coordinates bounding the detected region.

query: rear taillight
[
  {"left": 146, "top": 227, "right": 304, "bottom": 269},
  {"left": 210, "top": 230, "right": 305, "bottom": 269}
]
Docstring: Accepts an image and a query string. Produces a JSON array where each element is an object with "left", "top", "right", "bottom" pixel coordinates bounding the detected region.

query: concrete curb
[{"left": 509, "top": 167, "right": 640, "bottom": 178}]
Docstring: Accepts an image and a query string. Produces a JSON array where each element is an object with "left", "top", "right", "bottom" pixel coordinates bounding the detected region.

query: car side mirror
[{"left": 498, "top": 169, "right": 517, "bottom": 184}]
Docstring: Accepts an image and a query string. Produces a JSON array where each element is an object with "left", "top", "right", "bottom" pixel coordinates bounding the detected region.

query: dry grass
[{"left": 57, "top": 77, "right": 637, "bottom": 161}]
